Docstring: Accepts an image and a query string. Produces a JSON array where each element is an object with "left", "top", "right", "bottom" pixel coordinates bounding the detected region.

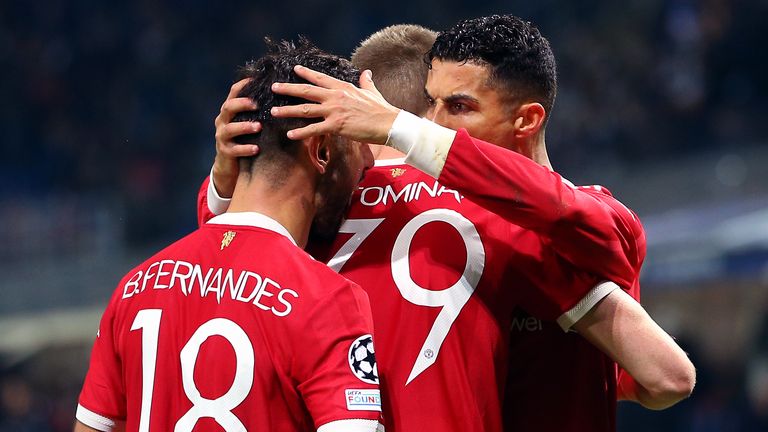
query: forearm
[
  {"left": 574, "top": 290, "right": 695, "bottom": 410},
  {"left": 617, "top": 369, "right": 674, "bottom": 409},
  {"left": 211, "top": 155, "right": 237, "bottom": 199},
  {"left": 74, "top": 421, "right": 102, "bottom": 432}
]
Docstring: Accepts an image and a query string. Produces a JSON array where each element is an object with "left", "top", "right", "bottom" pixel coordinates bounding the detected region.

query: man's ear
[
  {"left": 306, "top": 135, "right": 331, "bottom": 175},
  {"left": 512, "top": 102, "right": 546, "bottom": 138}
]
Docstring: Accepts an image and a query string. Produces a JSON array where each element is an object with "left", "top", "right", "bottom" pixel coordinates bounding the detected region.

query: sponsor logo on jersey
[
  {"left": 510, "top": 315, "right": 543, "bottom": 332},
  {"left": 348, "top": 334, "right": 379, "bottom": 384},
  {"left": 358, "top": 180, "right": 462, "bottom": 207},
  {"left": 345, "top": 389, "right": 381, "bottom": 411},
  {"left": 220, "top": 231, "right": 236, "bottom": 250}
]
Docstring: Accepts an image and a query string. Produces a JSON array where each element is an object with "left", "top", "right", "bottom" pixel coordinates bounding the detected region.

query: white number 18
[{"left": 131, "top": 310, "right": 254, "bottom": 431}]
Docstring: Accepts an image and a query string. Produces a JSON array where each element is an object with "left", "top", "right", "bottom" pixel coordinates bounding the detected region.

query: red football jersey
[
  {"left": 77, "top": 212, "right": 381, "bottom": 432},
  {"left": 437, "top": 130, "right": 641, "bottom": 290},
  {"left": 427, "top": 132, "right": 647, "bottom": 431},
  {"left": 504, "top": 186, "right": 644, "bottom": 432},
  {"left": 317, "top": 159, "right": 616, "bottom": 432},
  {"left": 196, "top": 131, "right": 638, "bottom": 431}
]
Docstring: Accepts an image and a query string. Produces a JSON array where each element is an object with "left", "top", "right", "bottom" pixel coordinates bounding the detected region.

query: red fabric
[
  {"left": 436, "top": 133, "right": 647, "bottom": 432},
  {"left": 321, "top": 162, "right": 605, "bottom": 432},
  {"left": 196, "top": 176, "right": 216, "bottom": 227},
  {"left": 440, "top": 130, "right": 646, "bottom": 290},
  {"left": 192, "top": 129, "right": 647, "bottom": 431},
  {"left": 79, "top": 225, "right": 380, "bottom": 431}
]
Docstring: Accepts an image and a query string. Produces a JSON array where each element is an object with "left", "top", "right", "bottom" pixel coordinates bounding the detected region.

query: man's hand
[
  {"left": 270, "top": 65, "right": 400, "bottom": 144},
  {"left": 212, "top": 79, "right": 262, "bottom": 198}
]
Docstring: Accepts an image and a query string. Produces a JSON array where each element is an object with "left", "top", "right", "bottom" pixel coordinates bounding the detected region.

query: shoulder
[{"left": 577, "top": 184, "right": 644, "bottom": 229}]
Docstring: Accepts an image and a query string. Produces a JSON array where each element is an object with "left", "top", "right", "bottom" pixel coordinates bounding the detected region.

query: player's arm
[
  {"left": 294, "top": 277, "right": 383, "bottom": 431},
  {"left": 196, "top": 79, "right": 261, "bottom": 226},
  {"left": 385, "top": 111, "right": 645, "bottom": 289},
  {"left": 404, "top": 119, "right": 643, "bottom": 288},
  {"left": 270, "top": 66, "right": 639, "bottom": 287},
  {"left": 572, "top": 288, "right": 695, "bottom": 410},
  {"left": 75, "top": 292, "right": 128, "bottom": 432}
]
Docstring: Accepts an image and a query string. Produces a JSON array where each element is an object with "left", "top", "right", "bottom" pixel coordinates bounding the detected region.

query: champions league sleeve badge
[{"left": 348, "top": 334, "right": 379, "bottom": 384}]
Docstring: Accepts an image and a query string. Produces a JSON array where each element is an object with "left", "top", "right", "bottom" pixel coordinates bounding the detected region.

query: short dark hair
[
  {"left": 351, "top": 25, "right": 437, "bottom": 116},
  {"left": 234, "top": 37, "right": 360, "bottom": 179},
  {"left": 427, "top": 15, "right": 557, "bottom": 120}
]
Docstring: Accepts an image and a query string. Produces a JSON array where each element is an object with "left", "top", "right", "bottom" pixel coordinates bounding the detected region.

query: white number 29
[
  {"left": 329, "top": 209, "right": 485, "bottom": 384},
  {"left": 131, "top": 309, "right": 254, "bottom": 431}
]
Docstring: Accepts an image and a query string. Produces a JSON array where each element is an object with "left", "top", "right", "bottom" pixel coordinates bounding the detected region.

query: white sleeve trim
[
  {"left": 207, "top": 167, "right": 231, "bottom": 216},
  {"left": 76, "top": 404, "right": 123, "bottom": 432},
  {"left": 386, "top": 110, "right": 457, "bottom": 179},
  {"left": 317, "top": 418, "right": 382, "bottom": 432},
  {"left": 556, "top": 281, "right": 619, "bottom": 331}
]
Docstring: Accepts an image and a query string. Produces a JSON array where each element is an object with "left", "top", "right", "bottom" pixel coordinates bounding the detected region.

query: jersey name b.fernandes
[{"left": 77, "top": 213, "right": 381, "bottom": 432}]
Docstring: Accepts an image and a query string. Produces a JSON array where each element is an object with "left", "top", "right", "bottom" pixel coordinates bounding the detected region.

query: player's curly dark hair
[
  {"left": 233, "top": 37, "right": 360, "bottom": 178},
  {"left": 426, "top": 15, "right": 557, "bottom": 120}
]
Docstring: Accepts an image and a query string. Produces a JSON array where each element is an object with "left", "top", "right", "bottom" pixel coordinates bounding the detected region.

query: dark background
[{"left": 1, "top": 0, "right": 767, "bottom": 430}]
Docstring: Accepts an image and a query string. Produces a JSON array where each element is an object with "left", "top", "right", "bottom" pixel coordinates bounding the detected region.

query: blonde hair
[{"left": 351, "top": 24, "right": 437, "bottom": 116}]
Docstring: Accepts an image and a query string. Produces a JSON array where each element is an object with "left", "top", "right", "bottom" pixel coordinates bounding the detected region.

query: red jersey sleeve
[
  {"left": 77, "top": 291, "right": 126, "bottom": 428},
  {"left": 509, "top": 235, "right": 621, "bottom": 330},
  {"left": 292, "top": 278, "right": 382, "bottom": 428},
  {"left": 196, "top": 176, "right": 217, "bottom": 227},
  {"left": 440, "top": 130, "right": 642, "bottom": 289}
]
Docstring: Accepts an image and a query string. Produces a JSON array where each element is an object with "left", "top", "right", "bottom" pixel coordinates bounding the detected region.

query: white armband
[
  {"left": 386, "top": 111, "right": 457, "bottom": 179},
  {"left": 207, "top": 167, "right": 232, "bottom": 216}
]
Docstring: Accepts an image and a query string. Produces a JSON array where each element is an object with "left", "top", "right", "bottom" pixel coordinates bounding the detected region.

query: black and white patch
[{"left": 348, "top": 334, "right": 378, "bottom": 384}]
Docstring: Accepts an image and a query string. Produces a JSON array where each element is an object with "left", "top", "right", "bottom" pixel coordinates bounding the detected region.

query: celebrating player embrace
[{"left": 200, "top": 16, "right": 694, "bottom": 432}]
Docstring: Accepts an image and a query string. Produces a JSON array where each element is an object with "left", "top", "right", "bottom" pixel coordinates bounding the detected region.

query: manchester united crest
[
  {"left": 221, "top": 231, "right": 236, "bottom": 250},
  {"left": 391, "top": 168, "right": 406, "bottom": 178}
]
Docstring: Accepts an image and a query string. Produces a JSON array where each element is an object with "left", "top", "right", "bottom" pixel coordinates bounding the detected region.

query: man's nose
[{"left": 428, "top": 103, "right": 446, "bottom": 126}]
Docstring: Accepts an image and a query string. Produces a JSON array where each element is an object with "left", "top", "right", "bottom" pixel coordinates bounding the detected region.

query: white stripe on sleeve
[
  {"left": 317, "top": 418, "right": 382, "bottom": 432},
  {"left": 556, "top": 281, "right": 619, "bottom": 331},
  {"left": 75, "top": 404, "right": 122, "bottom": 432}
]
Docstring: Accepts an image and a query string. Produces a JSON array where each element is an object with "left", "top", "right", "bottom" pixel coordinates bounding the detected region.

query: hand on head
[
  {"left": 270, "top": 65, "right": 401, "bottom": 145},
  {"left": 212, "top": 78, "right": 262, "bottom": 197}
]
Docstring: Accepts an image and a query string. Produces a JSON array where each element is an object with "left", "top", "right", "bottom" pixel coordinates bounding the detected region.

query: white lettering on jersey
[
  {"left": 330, "top": 210, "right": 485, "bottom": 385},
  {"left": 122, "top": 260, "right": 298, "bottom": 318},
  {"left": 358, "top": 181, "right": 462, "bottom": 207},
  {"left": 131, "top": 310, "right": 254, "bottom": 431}
]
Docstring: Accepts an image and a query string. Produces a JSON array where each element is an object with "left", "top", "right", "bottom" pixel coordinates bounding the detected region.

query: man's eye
[{"left": 450, "top": 103, "right": 467, "bottom": 113}]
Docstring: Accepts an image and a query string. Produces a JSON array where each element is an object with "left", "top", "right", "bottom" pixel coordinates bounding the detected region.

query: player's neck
[
  {"left": 227, "top": 170, "right": 315, "bottom": 248},
  {"left": 521, "top": 134, "right": 553, "bottom": 171},
  {"left": 369, "top": 144, "right": 405, "bottom": 160},
  {"left": 530, "top": 145, "right": 553, "bottom": 170}
]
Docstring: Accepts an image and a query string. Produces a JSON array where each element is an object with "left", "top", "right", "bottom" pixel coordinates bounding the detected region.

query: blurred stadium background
[{"left": 1, "top": 0, "right": 767, "bottom": 430}]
